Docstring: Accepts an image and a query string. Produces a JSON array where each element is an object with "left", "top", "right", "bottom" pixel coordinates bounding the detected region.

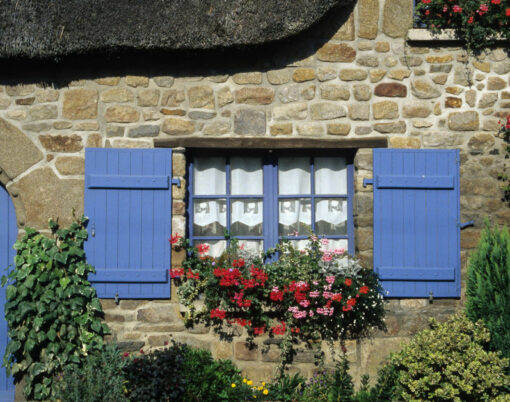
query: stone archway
[
  {"left": 0, "top": 118, "right": 84, "bottom": 230},
  {"left": 0, "top": 117, "right": 41, "bottom": 229}
]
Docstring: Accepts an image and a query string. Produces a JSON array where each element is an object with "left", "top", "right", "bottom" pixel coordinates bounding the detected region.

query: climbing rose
[
  {"left": 468, "top": 16, "right": 474, "bottom": 23},
  {"left": 453, "top": 5, "right": 462, "bottom": 12},
  {"left": 197, "top": 243, "right": 210, "bottom": 254},
  {"left": 359, "top": 285, "right": 370, "bottom": 294},
  {"left": 506, "top": 7, "right": 510, "bottom": 15}
]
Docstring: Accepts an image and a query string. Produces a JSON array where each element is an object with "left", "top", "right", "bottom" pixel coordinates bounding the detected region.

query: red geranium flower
[
  {"left": 169, "top": 233, "right": 181, "bottom": 245},
  {"left": 210, "top": 308, "right": 226, "bottom": 319},
  {"left": 345, "top": 278, "right": 352, "bottom": 286},
  {"left": 197, "top": 243, "right": 210, "bottom": 254},
  {"left": 506, "top": 7, "right": 510, "bottom": 15},
  {"left": 359, "top": 286, "right": 369, "bottom": 294}
]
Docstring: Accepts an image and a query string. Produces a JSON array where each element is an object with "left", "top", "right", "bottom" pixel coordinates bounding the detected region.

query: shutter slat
[
  {"left": 87, "top": 174, "right": 169, "bottom": 189},
  {"left": 377, "top": 266, "right": 455, "bottom": 281},
  {"left": 373, "top": 149, "right": 460, "bottom": 298},
  {"left": 84, "top": 148, "right": 172, "bottom": 299},
  {"left": 89, "top": 269, "right": 168, "bottom": 283},
  {"left": 376, "top": 175, "right": 454, "bottom": 189}
]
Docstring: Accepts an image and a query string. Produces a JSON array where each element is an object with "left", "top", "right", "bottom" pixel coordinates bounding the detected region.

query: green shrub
[
  {"left": 123, "top": 342, "right": 187, "bottom": 401},
  {"left": 466, "top": 220, "right": 510, "bottom": 359},
  {"left": 55, "top": 344, "right": 128, "bottom": 402},
  {"left": 386, "top": 314, "right": 510, "bottom": 401},
  {"left": 267, "top": 372, "right": 305, "bottom": 401},
  {"left": 2, "top": 217, "right": 109, "bottom": 400},
  {"left": 181, "top": 346, "right": 248, "bottom": 401},
  {"left": 124, "top": 342, "right": 259, "bottom": 402}
]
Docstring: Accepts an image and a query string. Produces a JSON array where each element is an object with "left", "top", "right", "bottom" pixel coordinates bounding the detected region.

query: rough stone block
[
  {"left": 188, "top": 86, "right": 214, "bottom": 109},
  {"left": 317, "top": 43, "right": 356, "bottom": 63},
  {"left": 125, "top": 75, "right": 149, "bottom": 87},
  {"left": 448, "top": 111, "right": 479, "bottom": 131},
  {"left": 105, "top": 106, "right": 140, "bottom": 123},
  {"left": 348, "top": 103, "right": 370, "bottom": 120},
  {"left": 374, "top": 83, "right": 407, "bottom": 97},
  {"left": 327, "top": 123, "right": 351, "bottom": 136},
  {"left": 235, "top": 87, "right": 274, "bottom": 105},
  {"left": 162, "top": 118, "right": 195, "bottom": 135},
  {"left": 373, "top": 121, "right": 406, "bottom": 133},
  {"left": 339, "top": 69, "right": 368, "bottom": 81},
  {"left": 161, "top": 89, "right": 185, "bottom": 106},
  {"left": 39, "top": 134, "right": 83, "bottom": 153},
  {"left": 234, "top": 342, "right": 258, "bottom": 361},
  {"left": 270, "top": 123, "right": 293, "bottom": 135},
  {"left": 389, "top": 137, "right": 421, "bottom": 148},
  {"left": 128, "top": 125, "right": 160, "bottom": 137},
  {"left": 311, "top": 102, "right": 346, "bottom": 120},
  {"left": 358, "top": 0, "right": 379, "bottom": 39},
  {"left": 63, "top": 89, "right": 98, "bottom": 120},
  {"left": 411, "top": 79, "right": 441, "bottom": 99},
  {"left": 382, "top": 0, "right": 412, "bottom": 38},
  {"left": 373, "top": 101, "right": 398, "bottom": 119},
  {"left": 273, "top": 103, "right": 308, "bottom": 120},
  {"left": 100, "top": 88, "right": 134, "bottom": 103},
  {"left": 55, "top": 156, "right": 84, "bottom": 175},
  {"left": 293, "top": 68, "right": 316, "bottom": 82},
  {"left": 137, "top": 89, "right": 160, "bottom": 107},
  {"left": 232, "top": 72, "right": 262, "bottom": 85},
  {"left": 267, "top": 69, "right": 290, "bottom": 85},
  {"left": 320, "top": 84, "right": 350, "bottom": 101},
  {"left": 234, "top": 109, "right": 266, "bottom": 135}
]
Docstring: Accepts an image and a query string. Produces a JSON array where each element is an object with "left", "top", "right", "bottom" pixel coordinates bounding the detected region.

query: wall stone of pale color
[{"left": 0, "top": 0, "right": 508, "bottom": 387}]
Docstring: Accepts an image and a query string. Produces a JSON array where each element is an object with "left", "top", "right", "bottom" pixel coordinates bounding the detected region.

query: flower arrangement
[
  {"left": 170, "top": 234, "right": 386, "bottom": 371},
  {"left": 414, "top": 0, "right": 509, "bottom": 53}
]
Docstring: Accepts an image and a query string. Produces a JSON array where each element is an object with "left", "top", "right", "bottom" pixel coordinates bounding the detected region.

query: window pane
[
  {"left": 279, "top": 198, "right": 311, "bottom": 236},
  {"left": 193, "top": 157, "right": 226, "bottom": 195},
  {"left": 315, "top": 157, "right": 347, "bottom": 194},
  {"left": 238, "top": 240, "right": 264, "bottom": 255},
  {"left": 231, "top": 157, "right": 263, "bottom": 195},
  {"left": 193, "top": 199, "right": 226, "bottom": 236},
  {"left": 231, "top": 199, "right": 263, "bottom": 236},
  {"left": 193, "top": 240, "right": 227, "bottom": 258},
  {"left": 315, "top": 198, "right": 347, "bottom": 235},
  {"left": 321, "top": 239, "right": 348, "bottom": 254},
  {"left": 288, "top": 239, "right": 310, "bottom": 251},
  {"left": 278, "top": 157, "right": 310, "bottom": 195}
]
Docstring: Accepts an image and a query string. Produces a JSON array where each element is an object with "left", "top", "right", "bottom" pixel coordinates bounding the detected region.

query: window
[{"left": 188, "top": 151, "right": 354, "bottom": 257}]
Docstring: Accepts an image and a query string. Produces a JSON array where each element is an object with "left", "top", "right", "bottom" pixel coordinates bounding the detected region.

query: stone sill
[{"left": 408, "top": 28, "right": 505, "bottom": 41}]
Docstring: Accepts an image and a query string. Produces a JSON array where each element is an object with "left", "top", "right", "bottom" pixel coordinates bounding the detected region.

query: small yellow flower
[
  {"left": 243, "top": 378, "right": 247, "bottom": 383},
  {"left": 263, "top": 389, "right": 269, "bottom": 395},
  {"left": 231, "top": 383, "right": 236, "bottom": 388},
  {"left": 247, "top": 380, "right": 253, "bottom": 385},
  {"left": 261, "top": 381, "right": 266, "bottom": 386},
  {"left": 253, "top": 396, "right": 257, "bottom": 399},
  {"left": 258, "top": 386, "right": 263, "bottom": 391}
]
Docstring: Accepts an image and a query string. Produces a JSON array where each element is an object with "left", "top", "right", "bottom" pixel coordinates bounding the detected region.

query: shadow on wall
[{"left": 0, "top": 3, "right": 354, "bottom": 87}]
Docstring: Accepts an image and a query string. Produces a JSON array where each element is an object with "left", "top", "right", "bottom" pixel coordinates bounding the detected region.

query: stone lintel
[{"left": 154, "top": 136, "right": 388, "bottom": 149}]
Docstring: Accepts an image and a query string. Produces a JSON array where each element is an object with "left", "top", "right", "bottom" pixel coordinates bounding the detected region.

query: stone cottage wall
[{"left": 0, "top": 0, "right": 509, "bottom": 384}]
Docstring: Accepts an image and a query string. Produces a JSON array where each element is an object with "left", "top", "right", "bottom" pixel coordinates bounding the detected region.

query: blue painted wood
[
  {"left": 373, "top": 149, "right": 460, "bottom": 298},
  {"left": 0, "top": 185, "right": 16, "bottom": 401},
  {"left": 378, "top": 267, "right": 455, "bottom": 281},
  {"left": 87, "top": 174, "right": 169, "bottom": 189},
  {"left": 84, "top": 148, "right": 172, "bottom": 299},
  {"left": 376, "top": 175, "right": 454, "bottom": 189}
]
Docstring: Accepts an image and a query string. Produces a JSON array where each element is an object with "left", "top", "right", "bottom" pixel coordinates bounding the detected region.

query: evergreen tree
[{"left": 466, "top": 219, "right": 510, "bottom": 359}]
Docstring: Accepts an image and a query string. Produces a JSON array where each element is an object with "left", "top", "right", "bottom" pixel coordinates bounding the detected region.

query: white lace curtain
[{"left": 193, "top": 157, "right": 263, "bottom": 232}]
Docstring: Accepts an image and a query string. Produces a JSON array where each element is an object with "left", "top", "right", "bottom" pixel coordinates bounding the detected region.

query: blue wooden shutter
[
  {"left": 84, "top": 148, "right": 172, "bottom": 299},
  {"left": 373, "top": 149, "right": 460, "bottom": 298},
  {"left": 0, "top": 185, "right": 16, "bottom": 401}
]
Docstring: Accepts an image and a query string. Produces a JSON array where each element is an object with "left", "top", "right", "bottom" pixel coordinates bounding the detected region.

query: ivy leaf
[
  {"left": 33, "top": 317, "right": 43, "bottom": 332},
  {"left": 6, "top": 285, "right": 16, "bottom": 300},
  {"left": 25, "top": 275, "right": 35, "bottom": 289},
  {"left": 47, "top": 328, "right": 57, "bottom": 342},
  {"left": 59, "top": 277, "right": 70, "bottom": 290}
]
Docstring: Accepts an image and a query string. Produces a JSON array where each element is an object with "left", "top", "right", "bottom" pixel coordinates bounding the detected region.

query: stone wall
[{"left": 0, "top": 0, "right": 508, "bottom": 385}]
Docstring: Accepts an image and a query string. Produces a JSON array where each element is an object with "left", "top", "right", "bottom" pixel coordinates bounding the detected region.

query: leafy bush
[
  {"left": 267, "top": 372, "right": 305, "bottom": 401},
  {"left": 384, "top": 314, "right": 510, "bottom": 401},
  {"left": 414, "top": 0, "right": 507, "bottom": 54},
  {"left": 124, "top": 341, "right": 262, "bottom": 402},
  {"left": 466, "top": 220, "right": 510, "bottom": 359},
  {"left": 55, "top": 344, "right": 128, "bottom": 402},
  {"left": 2, "top": 217, "right": 109, "bottom": 400},
  {"left": 123, "top": 342, "right": 187, "bottom": 401}
]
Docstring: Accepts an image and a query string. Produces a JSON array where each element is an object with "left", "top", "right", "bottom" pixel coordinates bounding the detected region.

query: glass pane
[
  {"left": 288, "top": 239, "right": 310, "bottom": 251},
  {"left": 315, "top": 198, "right": 347, "bottom": 235},
  {"left": 320, "top": 239, "right": 348, "bottom": 254},
  {"left": 278, "top": 157, "right": 311, "bottom": 195},
  {"left": 231, "top": 157, "right": 263, "bottom": 195},
  {"left": 193, "top": 157, "right": 226, "bottom": 195},
  {"left": 193, "top": 199, "right": 226, "bottom": 236},
  {"left": 231, "top": 199, "right": 263, "bottom": 236},
  {"left": 278, "top": 198, "right": 311, "bottom": 236},
  {"left": 315, "top": 157, "right": 347, "bottom": 194},
  {"left": 193, "top": 240, "right": 227, "bottom": 258},
  {"left": 238, "top": 240, "right": 264, "bottom": 256}
]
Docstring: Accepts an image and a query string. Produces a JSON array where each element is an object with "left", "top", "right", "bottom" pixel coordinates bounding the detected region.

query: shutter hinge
[
  {"left": 459, "top": 220, "right": 474, "bottom": 229},
  {"left": 171, "top": 178, "right": 181, "bottom": 188},
  {"left": 363, "top": 178, "right": 374, "bottom": 188}
]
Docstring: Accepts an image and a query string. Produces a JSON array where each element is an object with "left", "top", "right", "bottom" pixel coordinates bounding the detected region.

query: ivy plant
[{"left": 1, "top": 216, "right": 110, "bottom": 400}]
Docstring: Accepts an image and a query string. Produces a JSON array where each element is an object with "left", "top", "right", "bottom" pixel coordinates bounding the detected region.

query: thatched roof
[{"left": 0, "top": 0, "right": 350, "bottom": 59}]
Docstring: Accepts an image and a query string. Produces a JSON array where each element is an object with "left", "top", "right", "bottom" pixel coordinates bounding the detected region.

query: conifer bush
[{"left": 466, "top": 220, "right": 510, "bottom": 359}]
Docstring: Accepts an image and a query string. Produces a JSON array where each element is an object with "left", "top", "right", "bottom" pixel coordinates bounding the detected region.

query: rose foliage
[
  {"left": 415, "top": 0, "right": 510, "bottom": 53},
  {"left": 171, "top": 236, "right": 386, "bottom": 357}
]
